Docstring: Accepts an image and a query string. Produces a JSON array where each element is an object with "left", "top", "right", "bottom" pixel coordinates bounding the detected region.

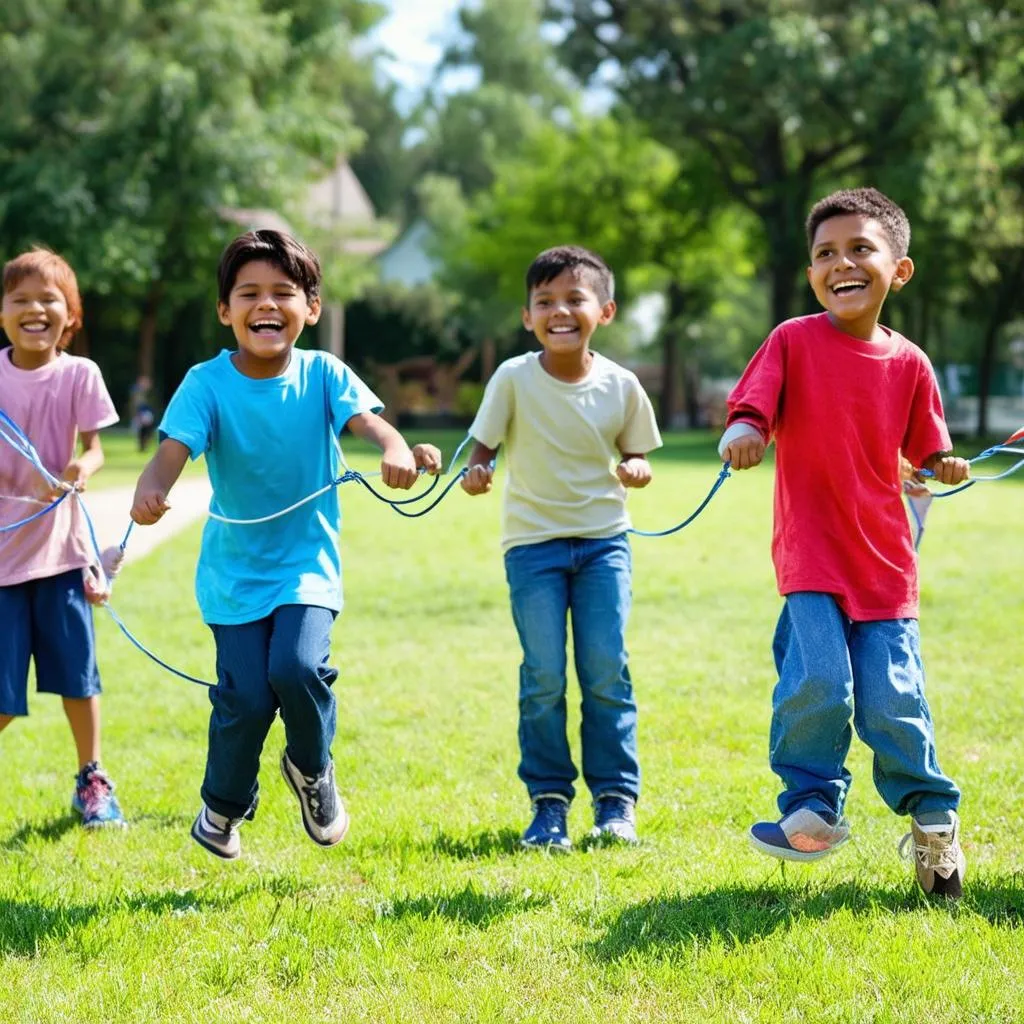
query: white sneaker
[
  {"left": 900, "top": 811, "right": 965, "bottom": 898},
  {"left": 280, "top": 752, "right": 349, "bottom": 847},
  {"left": 749, "top": 807, "right": 851, "bottom": 862},
  {"left": 190, "top": 804, "right": 242, "bottom": 860}
]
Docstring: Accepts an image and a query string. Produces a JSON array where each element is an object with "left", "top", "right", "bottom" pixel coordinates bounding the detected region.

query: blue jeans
[
  {"left": 770, "top": 592, "right": 960, "bottom": 818},
  {"left": 504, "top": 534, "right": 638, "bottom": 803},
  {"left": 202, "top": 604, "right": 338, "bottom": 820}
]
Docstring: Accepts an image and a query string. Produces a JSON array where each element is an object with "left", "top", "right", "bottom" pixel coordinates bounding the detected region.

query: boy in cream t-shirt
[{"left": 462, "top": 245, "right": 662, "bottom": 850}]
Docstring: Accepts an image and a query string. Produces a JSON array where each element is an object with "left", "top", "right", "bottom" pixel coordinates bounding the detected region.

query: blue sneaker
[
  {"left": 590, "top": 792, "right": 639, "bottom": 844},
  {"left": 521, "top": 795, "right": 572, "bottom": 852},
  {"left": 71, "top": 762, "right": 126, "bottom": 829},
  {"left": 749, "top": 807, "right": 849, "bottom": 862}
]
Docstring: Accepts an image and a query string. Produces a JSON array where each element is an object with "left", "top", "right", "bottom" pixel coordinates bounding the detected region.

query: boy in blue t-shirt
[{"left": 131, "top": 229, "right": 441, "bottom": 859}]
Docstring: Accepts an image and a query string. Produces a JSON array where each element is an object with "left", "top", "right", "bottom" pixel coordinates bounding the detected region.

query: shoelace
[
  {"left": 203, "top": 808, "right": 241, "bottom": 835},
  {"left": 898, "top": 830, "right": 959, "bottom": 872},
  {"left": 596, "top": 797, "right": 634, "bottom": 825},
  {"left": 79, "top": 772, "right": 113, "bottom": 814}
]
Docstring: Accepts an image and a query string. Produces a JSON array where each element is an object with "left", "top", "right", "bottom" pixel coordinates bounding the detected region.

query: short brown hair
[
  {"left": 2, "top": 248, "right": 84, "bottom": 350},
  {"left": 217, "top": 230, "right": 322, "bottom": 305},
  {"left": 525, "top": 245, "right": 615, "bottom": 305},
  {"left": 806, "top": 187, "right": 911, "bottom": 259}
]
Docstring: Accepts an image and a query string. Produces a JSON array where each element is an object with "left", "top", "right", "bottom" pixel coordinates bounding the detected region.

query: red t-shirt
[{"left": 727, "top": 313, "right": 951, "bottom": 621}]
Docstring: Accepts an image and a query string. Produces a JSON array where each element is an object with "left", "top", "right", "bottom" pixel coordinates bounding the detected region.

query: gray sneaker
[
  {"left": 280, "top": 752, "right": 349, "bottom": 847},
  {"left": 900, "top": 811, "right": 966, "bottom": 899},
  {"left": 190, "top": 804, "right": 243, "bottom": 860},
  {"left": 590, "top": 793, "right": 639, "bottom": 844}
]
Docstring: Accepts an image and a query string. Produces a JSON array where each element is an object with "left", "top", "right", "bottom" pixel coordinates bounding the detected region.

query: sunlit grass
[{"left": 2, "top": 432, "right": 1022, "bottom": 1023}]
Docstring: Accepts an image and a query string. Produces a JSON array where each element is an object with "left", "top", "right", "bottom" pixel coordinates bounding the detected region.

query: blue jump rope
[{"left": 7, "top": 407, "right": 1015, "bottom": 687}]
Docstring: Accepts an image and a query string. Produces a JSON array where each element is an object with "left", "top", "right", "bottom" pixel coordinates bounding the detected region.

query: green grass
[
  {"left": 90, "top": 430, "right": 202, "bottom": 492},
  {"left": 2, "top": 432, "right": 1024, "bottom": 1023}
]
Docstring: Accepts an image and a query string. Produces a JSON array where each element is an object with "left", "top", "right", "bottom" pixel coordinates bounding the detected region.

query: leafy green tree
[
  {"left": 0, "top": 0, "right": 382, "bottom": 386},
  {"left": 434, "top": 116, "right": 757, "bottom": 424},
  {"left": 549, "top": 0, "right": 961, "bottom": 324}
]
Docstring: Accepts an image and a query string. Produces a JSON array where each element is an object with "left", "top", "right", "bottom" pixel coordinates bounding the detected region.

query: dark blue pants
[{"left": 202, "top": 604, "right": 337, "bottom": 820}]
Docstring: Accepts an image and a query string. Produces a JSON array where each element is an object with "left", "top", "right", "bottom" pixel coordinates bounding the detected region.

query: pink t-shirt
[
  {"left": 0, "top": 348, "right": 118, "bottom": 586},
  {"left": 726, "top": 313, "right": 951, "bottom": 621}
]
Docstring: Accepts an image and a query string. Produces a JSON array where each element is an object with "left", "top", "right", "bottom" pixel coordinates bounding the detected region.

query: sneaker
[
  {"left": 280, "top": 752, "right": 349, "bottom": 847},
  {"left": 748, "top": 806, "right": 850, "bottom": 861},
  {"left": 191, "top": 804, "right": 243, "bottom": 860},
  {"left": 900, "top": 811, "right": 966, "bottom": 899},
  {"left": 521, "top": 794, "right": 572, "bottom": 852},
  {"left": 590, "top": 792, "right": 639, "bottom": 844},
  {"left": 71, "top": 762, "right": 126, "bottom": 829}
]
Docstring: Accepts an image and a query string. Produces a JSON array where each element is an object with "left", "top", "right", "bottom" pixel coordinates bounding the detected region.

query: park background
[{"left": 2, "top": 2, "right": 1024, "bottom": 1022}]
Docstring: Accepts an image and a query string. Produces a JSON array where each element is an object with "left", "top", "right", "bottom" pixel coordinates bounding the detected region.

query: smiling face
[
  {"left": 0, "top": 272, "right": 74, "bottom": 369},
  {"left": 217, "top": 259, "right": 321, "bottom": 377},
  {"left": 522, "top": 268, "right": 616, "bottom": 359},
  {"left": 807, "top": 213, "right": 914, "bottom": 340}
]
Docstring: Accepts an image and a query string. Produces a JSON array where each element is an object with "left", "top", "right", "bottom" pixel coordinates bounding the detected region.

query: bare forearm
[
  {"left": 467, "top": 441, "right": 498, "bottom": 468},
  {"left": 346, "top": 411, "right": 410, "bottom": 456}
]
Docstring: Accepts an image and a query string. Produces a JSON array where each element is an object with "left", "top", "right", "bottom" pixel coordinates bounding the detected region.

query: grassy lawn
[{"left": 2, "top": 432, "right": 1023, "bottom": 1023}]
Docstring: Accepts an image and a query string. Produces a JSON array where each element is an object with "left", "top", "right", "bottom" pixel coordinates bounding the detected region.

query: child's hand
[
  {"left": 59, "top": 459, "right": 89, "bottom": 494},
  {"left": 82, "top": 566, "right": 111, "bottom": 606},
  {"left": 131, "top": 486, "right": 171, "bottom": 525},
  {"left": 616, "top": 457, "right": 652, "bottom": 488},
  {"left": 413, "top": 443, "right": 443, "bottom": 476},
  {"left": 381, "top": 444, "right": 418, "bottom": 490},
  {"left": 100, "top": 545, "right": 125, "bottom": 580},
  {"left": 723, "top": 435, "right": 765, "bottom": 470},
  {"left": 925, "top": 454, "right": 970, "bottom": 487},
  {"left": 461, "top": 464, "right": 494, "bottom": 496}
]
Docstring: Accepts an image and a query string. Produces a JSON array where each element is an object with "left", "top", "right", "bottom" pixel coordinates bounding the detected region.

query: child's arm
[
  {"left": 719, "top": 422, "right": 767, "bottom": 470},
  {"left": 461, "top": 441, "right": 497, "bottom": 495},
  {"left": 130, "top": 439, "right": 191, "bottom": 524},
  {"left": 345, "top": 412, "right": 441, "bottom": 490},
  {"left": 53, "top": 429, "right": 105, "bottom": 496},
  {"left": 616, "top": 453, "right": 652, "bottom": 488}
]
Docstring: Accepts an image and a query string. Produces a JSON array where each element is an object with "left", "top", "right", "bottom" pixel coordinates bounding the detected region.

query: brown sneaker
[{"left": 900, "top": 811, "right": 966, "bottom": 899}]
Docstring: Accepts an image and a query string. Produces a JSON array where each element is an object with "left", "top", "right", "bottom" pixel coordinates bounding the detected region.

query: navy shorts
[{"left": 0, "top": 568, "right": 102, "bottom": 716}]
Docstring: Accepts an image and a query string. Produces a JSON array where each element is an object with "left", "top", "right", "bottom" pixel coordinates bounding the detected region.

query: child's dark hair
[
  {"left": 217, "top": 230, "right": 322, "bottom": 305},
  {"left": 525, "top": 245, "right": 615, "bottom": 304},
  {"left": 806, "top": 187, "right": 911, "bottom": 259},
  {"left": 2, "top": 248, "right": 83, "bottom": 350}
]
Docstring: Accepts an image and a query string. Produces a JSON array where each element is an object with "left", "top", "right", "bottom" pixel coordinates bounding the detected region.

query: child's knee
[{"left": 267, "top": 651, "right": 324, "bottom": 698}]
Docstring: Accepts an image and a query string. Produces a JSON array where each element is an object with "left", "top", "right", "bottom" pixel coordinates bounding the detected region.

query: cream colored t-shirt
[{"left": 469, "top": 351, "right": 662, "bottom": 552}]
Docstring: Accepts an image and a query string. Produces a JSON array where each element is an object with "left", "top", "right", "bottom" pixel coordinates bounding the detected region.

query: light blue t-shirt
[{"left": 159, "top": 349, "right": 382, "bottom": 625}]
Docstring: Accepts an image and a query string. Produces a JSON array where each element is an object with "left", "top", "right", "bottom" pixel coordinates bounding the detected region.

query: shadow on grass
[
  {"left": 428, "top": 827, "right": 523, "bottom": 860},
  {"left": 2, "top": 816, "right": 81, "bottom": 850},
  {"left": 382, "top": 883, "right": 551, "bottom": 929},
  {"left": 587, "top": 876, "right": 1024, "bottom": 961},
  {"left": 0, "top": 888, "right": 250, "bottom": 956}
]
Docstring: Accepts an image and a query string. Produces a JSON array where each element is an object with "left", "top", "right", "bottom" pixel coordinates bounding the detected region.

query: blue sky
[{"left": 369, "top": 0, "right": 469, "bottom": 101}]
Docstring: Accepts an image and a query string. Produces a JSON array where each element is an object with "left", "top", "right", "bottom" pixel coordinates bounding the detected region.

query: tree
[
  {"left": 0, "top": 0, "right": 383, "bottom": 385},
  {"left": 549, "top": 0, "right": 961, "bottom": 324},
  {"left": 434, "top": 116, "right": 757, "bottom": 425}
]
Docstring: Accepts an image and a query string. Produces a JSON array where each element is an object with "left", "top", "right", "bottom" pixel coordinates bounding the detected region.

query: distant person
[
  {"left": 461, "top": 245, "right": 662, "bottom": 850},
  {"left": 0, "top": 248, "right": 126, "bottom": 828},
  {"left": 129, "top": 375, "right": 156, "bottom": 452},
  {"left": 130, "top": 229, "right": 442, "bottom": 860},
  {"left": 719, "top": 188, "right": 969, "bottom": 897}
]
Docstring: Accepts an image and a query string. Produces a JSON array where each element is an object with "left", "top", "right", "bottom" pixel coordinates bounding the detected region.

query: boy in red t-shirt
[{"left": 720, "top": 187, "right": 969, "bottom": 898}]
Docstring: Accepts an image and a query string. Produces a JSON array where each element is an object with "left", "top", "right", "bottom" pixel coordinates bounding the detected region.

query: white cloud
[{"left": 371, "top": 0, "right": 465, "bottom": 93}]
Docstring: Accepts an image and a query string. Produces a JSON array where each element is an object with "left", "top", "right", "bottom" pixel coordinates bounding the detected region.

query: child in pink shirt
[
  {"left": 720, "top": 188, "right": 969, "bottom": 898},
  {"left": 0, "top": 249, "right": 126, "bottom": 828}
]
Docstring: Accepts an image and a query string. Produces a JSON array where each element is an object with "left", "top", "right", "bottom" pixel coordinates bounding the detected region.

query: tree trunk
[
  {"left": 659, "top": 281, "right": 685, "bottom": 429},
  {"left": 481, "top": 337, "right": 496, "bottom": 383},
  {"left": 976, "top": 252, "right": 1024, "bottom": 437},
  {"left": 137, "top": 283, "right": 163, "bottom": 380}
]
